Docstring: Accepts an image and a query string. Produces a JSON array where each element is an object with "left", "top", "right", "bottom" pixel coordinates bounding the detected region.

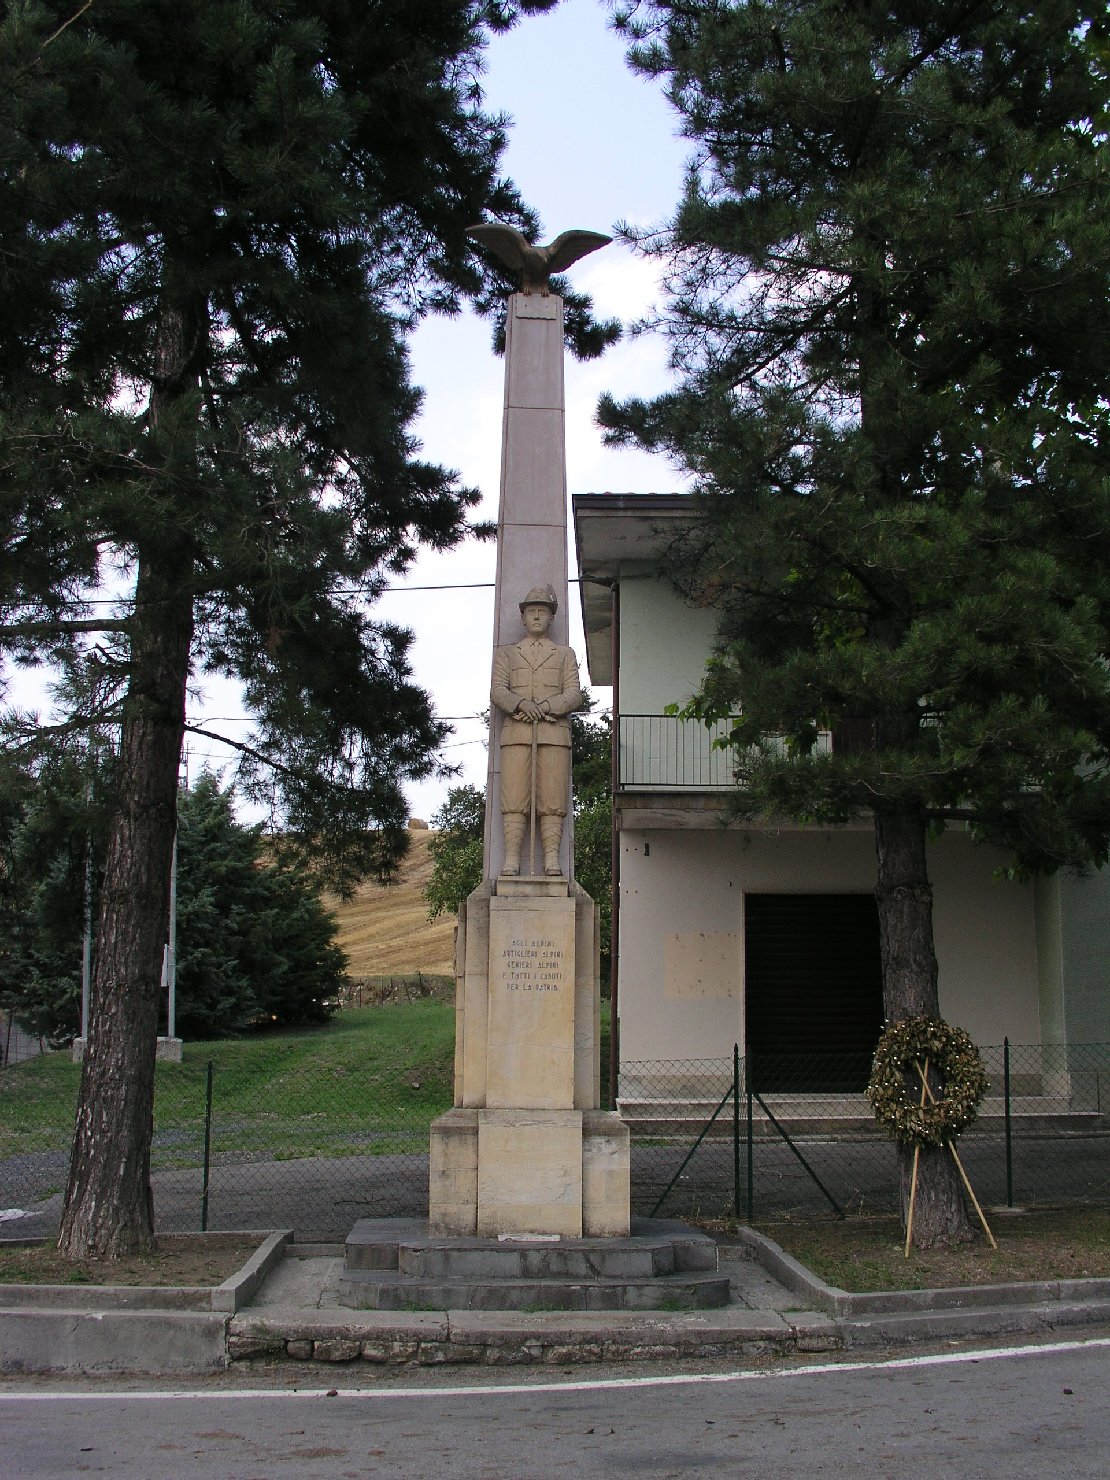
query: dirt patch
[
  {"left": 0, "top": 1234, "right": 263, "bottom": 1288},
  {"left": 326, "top": 828, "right": 455, "bottom": 976},
  {"left": 340, "top": 972, "right": 454, "bottom": 1009},
  {"left": 736, "top": 1208, "right": 1110, "bottom": 1291}
]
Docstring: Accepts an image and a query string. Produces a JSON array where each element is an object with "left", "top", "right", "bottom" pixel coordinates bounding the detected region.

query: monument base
[
  {"left": 338, "top": 1216, "right": 729, "bottom": 1311},
  {"left": 429, "top": 1106, "right": 630, "bottom": 1238},
  {"left": 430, "top": 869, "right": 630, "bottom": 1239}
]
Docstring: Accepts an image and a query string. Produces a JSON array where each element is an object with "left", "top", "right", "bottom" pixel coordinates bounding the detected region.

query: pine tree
[
  {"left": 174, "top": 774, "right": 345, "bottom": 1038},
  {"left": 568, "top": 708, "right": 614, "bottom": 974},
  {"left": 0, "top": 0, "right": 616, "bottom": 1256},
  {"left": 603, "top": 0, "right": 1110, "bottom": 1244},
  {"left": 0, "top": 747, "right": 106, "bottom": 1045},
  {"left": 261, "top": 860, "right": 347, "bottom": 1029},
  {"left": 172, "top": 775, "right": 269, "bottom": 1040},
  {"left": 0, "top": 762, "right": 344, "bottom": 1042}
]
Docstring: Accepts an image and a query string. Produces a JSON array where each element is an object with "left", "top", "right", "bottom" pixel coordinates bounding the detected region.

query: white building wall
[
  {"left": 929, "top": 832, "right": 1041, "bottom": 1045},
  {"left": 1030, "top": 869, "right": 1110, "bottom": 1046},
  {"left": 617, "top": 828, "right": 744, "bottom": 1062},
  {"left": 617, "top": 825, "right": 1041, "bottom": 1062},
  {"left": 619, "top": 575, "right": 719, "bottom": 715}
]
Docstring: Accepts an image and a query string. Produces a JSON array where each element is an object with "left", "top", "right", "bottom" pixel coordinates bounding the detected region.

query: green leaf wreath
[{"left": 867, "top": 1016, "right": 988, "bottom": 1149}]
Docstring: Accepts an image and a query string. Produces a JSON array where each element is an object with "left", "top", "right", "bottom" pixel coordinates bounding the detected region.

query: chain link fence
[
  {"left": 623, "top": 1042, "right": 1110, "bottom": 1221},
  {"left": 1, "top": 1048, "right": 452, "bottom": 1242},
  {"left": 2, "top": 1039, "right": 1106, "bottom": 1241}
]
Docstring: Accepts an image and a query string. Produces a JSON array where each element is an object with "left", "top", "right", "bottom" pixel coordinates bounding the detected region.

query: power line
[
  {"left": 3, "top": 576, "right": 600, "bottom": 613},
  {"left": 3, "top": 583, "right": 490, "bottom": 611},
  {"left": 193, "top": 713, "right": 485, "bottom": 725},
  {"left": 376, "top": 582, "right": 493, "bottom": 593}
]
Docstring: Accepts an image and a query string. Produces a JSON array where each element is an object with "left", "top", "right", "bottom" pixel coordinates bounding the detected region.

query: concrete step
[
  {"left": 337, "top": 1268, "right": 732, "bottom": 1312},
  {"left": 344, "top": 1217, "right": 718, "bottom": 1276},
  {"left": 339, "top": 1217, "right": 725, "bottom": 1314},
  {"left": 396, "top": 1240, "right": 672, "bottom": 1280},
  {"left": 619, "top": 1100, "right": 1104, "bottom": 1141}
]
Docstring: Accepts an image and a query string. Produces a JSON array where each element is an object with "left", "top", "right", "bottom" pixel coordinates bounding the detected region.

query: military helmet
[{"left": 519, "top": 584, "right": 558, "bottom": 614}]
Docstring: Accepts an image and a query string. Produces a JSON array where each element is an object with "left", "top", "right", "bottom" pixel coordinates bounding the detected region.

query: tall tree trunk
[
  {"left": 56, "top": 563, "right": 193, "bottom": 1257},
  {"left": 57, "top": 274, "right": 201, "bottom": 1259},
  {"left": 874, "top": 803, "right": 975, "bottom": 1248}
]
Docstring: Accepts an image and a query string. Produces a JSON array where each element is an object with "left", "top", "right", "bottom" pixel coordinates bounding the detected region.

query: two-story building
[{"left": 573, "top": 492, "right": 1110, "bottom": 1102}]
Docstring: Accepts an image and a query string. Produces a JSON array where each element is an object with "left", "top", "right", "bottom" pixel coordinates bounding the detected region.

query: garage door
[{"left": 744, "top": 893, "right": 884, "bottom": 1093}]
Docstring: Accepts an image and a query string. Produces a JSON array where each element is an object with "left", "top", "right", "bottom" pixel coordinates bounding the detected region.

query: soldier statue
[{"left": 491, "top": 585, "right": 584, "bottom": 876}]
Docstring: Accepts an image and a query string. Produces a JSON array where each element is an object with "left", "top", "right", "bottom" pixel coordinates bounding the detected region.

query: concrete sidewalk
[
  {"left": 4, "top": 1229, "right": 1110, "bottom": 1376},
  {"left": 226, "top": 1239, "right": 842, "bottom": 1370}
]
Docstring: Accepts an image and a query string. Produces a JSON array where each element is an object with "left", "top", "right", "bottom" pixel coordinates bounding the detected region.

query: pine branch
[
  {"left": 2, "top": 709, "right": 123, "bottom": 753},
  {"left": 890, "top": 1, "right": 1000, "bottom": 90},
  {"left": 0, "top": 617, "right": 131, "bottom": 639},
  {"left": 184, "top": 723, "right": 303, "bottom": 782},
  {"left": 12, "top": 0, "right": 93, "bottom": 83}
]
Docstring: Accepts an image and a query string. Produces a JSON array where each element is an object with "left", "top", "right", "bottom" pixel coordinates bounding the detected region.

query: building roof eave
[{"left": 572, "top": 492, "right": 694, "bottom": 685}]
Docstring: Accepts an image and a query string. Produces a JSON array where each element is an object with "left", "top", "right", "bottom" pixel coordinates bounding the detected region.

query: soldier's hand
[{"left": 515, "top": 700, "right": 544, "bottom": 721}]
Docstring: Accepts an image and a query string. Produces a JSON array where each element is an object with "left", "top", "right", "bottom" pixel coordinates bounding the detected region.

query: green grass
[
  {"left": 743, "top": 1208, "right": 1110, "bottom": 1291},
  {"left": 1, "top": 996, "right": 617, "bottom": 1167},
  {"left": 0, "top": 1002, "right": 456, "bottom": 1162}
]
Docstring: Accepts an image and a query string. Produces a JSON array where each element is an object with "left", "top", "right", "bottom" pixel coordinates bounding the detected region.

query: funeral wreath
[{"left": 867, "top": 1016, "right": 988, "bottom": 1148}]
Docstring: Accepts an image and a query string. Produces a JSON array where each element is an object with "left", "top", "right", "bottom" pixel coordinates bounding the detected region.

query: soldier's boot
[
  {"left": 501, "top": 816, "right": 526, "bottom": 876},
  {"left": 540, "top": 817, "right": 564, "bottom": 877}
]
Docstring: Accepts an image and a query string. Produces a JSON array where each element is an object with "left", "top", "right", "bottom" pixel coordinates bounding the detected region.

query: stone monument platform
[
  {"left": 429, "top": 871, "right": 630, "bottom": 1239},
  {"left": 338, "top": 1217, "right": 730, "bottom": 1312}
]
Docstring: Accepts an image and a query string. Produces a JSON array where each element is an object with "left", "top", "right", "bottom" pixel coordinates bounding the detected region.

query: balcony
[{"left": 618, "top": 714, "right": 831, "bottom": 791}]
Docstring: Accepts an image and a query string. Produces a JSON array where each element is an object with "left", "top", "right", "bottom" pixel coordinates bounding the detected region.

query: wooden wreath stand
[{"left": 904, "top": 1055, "right": 997, "bottom": 1257}]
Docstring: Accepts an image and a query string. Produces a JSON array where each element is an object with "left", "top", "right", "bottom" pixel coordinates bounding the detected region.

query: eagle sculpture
[{"left": 467, "top": 222, "right": 611, "bottom": 295}]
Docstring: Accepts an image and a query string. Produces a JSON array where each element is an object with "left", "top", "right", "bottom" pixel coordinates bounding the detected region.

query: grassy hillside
[
  {"left": 0, "top": 1003, "right": 457, "bottom": 1161},
  {"left": 327, "top": 826, "right": 455, "bottom": 976}
]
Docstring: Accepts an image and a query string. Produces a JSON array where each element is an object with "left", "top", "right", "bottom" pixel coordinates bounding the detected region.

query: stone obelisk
[{"left": 428, "top": 226, "right": 630, "bottom": 1238}]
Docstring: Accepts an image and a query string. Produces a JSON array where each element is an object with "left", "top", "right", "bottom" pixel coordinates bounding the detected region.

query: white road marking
[{"left": 1, "top": 1334, "right": 1107, "bottom": 1403}]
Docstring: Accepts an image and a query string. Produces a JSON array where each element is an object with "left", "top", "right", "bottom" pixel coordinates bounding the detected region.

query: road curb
[
  {"left": 0, "top": 1308, "right": 230, "bottom": 1375},
  {"left": 732, "top": 1226, "right": 1110, "bottom": 1319},
  {"left": 4, "top": 1230, "right": 1110, "bottom": 1374},
  {"left": 0, "top": 1229, "right": 290, "bottom": 1315},
  {"left": 839, "top": 1298, "right": 1110, "bottom": 1347},
  {"left": 226, "top": 1305, "right": 837, "bottom": 1368}
]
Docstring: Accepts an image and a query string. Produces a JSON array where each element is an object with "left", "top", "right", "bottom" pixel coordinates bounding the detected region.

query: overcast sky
[{"left": 12, "top": 0, "right": 695, "bottom": 824}]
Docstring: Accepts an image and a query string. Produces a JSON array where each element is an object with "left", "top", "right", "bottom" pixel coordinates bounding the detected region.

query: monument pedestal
[
  {"left": 337, "top": 1216, "right": 730, "bottom": 1311},
  {"left": 429, "top": 874, "right": 630, "bottom": 1238}
]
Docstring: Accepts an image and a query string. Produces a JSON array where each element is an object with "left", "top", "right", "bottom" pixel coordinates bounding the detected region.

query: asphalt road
[
  {"left": 4, "top": 1132, "right": 1108, "bottom": 1240},
  {"left": 3, "top": 1335, "right": 1108, "bottom": 1480}
]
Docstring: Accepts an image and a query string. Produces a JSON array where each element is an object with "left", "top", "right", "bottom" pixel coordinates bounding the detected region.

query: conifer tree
[
  {"left": 0, "top": 762, "right": 343, "bottom": 1041},
  {"left": 173, "top": 774, "right": 345, "bottom": 1038},
  {"left": 603, "top": 0, "right": 1110, "bottom": 1244},
  {"left": 0, "top": 746, "right": 107, "bottom": 1045},
  {"left": 0, "top": 0, "right": 615, "bottom": 1256}
]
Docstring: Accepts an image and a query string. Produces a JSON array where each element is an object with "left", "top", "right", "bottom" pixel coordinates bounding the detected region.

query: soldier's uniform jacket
[{"left": 491, "top": 638, "right": 582, "bottom": 748}]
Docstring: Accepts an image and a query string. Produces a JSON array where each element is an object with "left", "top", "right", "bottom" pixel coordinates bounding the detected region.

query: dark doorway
[{"left": 744, "top": 893, "right": 884, "bottom": 1092}]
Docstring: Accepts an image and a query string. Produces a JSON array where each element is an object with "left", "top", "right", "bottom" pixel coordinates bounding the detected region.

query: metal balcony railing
[
  {"left": 617, "top": 714, "right": 831, "bottom": 790},
  {"left": 619, "top": 714, "right": 737, "bottom": 789}
]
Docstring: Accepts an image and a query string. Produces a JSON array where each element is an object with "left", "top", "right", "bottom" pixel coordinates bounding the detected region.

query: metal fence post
[
  {"left": 732, "top": 1043, "right": 741, "bottom": 1218},
  {"left": 746, "top": 1052, "right": 754, "bottom": 1222},
  {"left": 1003, "top": 1037, "right": 1013, "bottom": 1208},
  {"left": 201, "top": 1059, "right": 214, "bottom": 1232}
]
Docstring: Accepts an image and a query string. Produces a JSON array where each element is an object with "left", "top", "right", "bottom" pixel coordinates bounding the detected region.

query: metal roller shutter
[{"left": 744, "top": 893, "right": 884, "bottom": 1093}]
